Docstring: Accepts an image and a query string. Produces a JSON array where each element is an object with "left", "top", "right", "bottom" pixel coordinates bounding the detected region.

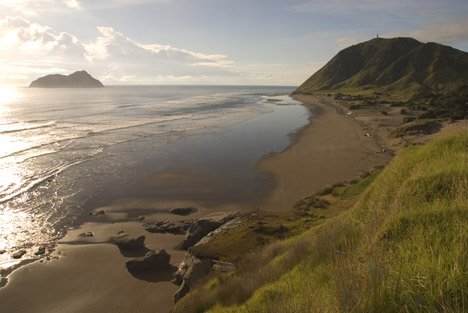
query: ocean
[{"left": 0, "top": 85, "right": 309, "bottom": 267}]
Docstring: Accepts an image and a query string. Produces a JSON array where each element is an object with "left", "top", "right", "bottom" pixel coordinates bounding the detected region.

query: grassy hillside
[
  {"left": 294, "top": 37, "right": 468, "bottom": 101},
  {"left": 173, "top": 127, "right": 468, "bottom": 313}
]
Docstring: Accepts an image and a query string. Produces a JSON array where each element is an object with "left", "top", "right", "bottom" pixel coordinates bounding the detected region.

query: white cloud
[
  {"left": 0, "top": 0, "right": 167, "bottom": 15},
  {"left": 0, "top": 16, "right": 86, "bottom": 59},
  {"left": 0, "top": 15, "right": 320, "bottom": 86},
  {"left": 83, "top": 26, "right": 237, "bottom": 80},
  {"left": 0, "top": 16, "right": 240, "bottom": 86}
]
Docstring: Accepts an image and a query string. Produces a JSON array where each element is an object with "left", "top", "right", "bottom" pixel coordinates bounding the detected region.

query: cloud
[
  {"left": 83, "top": 26, "right": 237, "bottom": 81},
  {"left": 384, "top": 19, "right": 468, "bottom": 45},
  {"left": 0, "top": 16, "right": 86, "bottom": 60},
  {"left": 0, "top": 0, "right": 167, "bottom": 14},
  {"left": 0, "top": 15, "right": 320, "bottom": 86},
  {"left": 0, "top": 16, "right": 238, "bottom": 85}
]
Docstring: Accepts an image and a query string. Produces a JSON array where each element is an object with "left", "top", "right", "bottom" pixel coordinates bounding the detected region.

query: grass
[
  {"left": 173, "top": 127, "right": 468, "bottom": 313},
  {"left": 294, "top": 37, "right": 468, "bottom": 103},
  {"left": 342, "top": 170, "right": 381, "bottom": 198},
  {"left": 390, "top": 118, "right": 442, "bottom": 137}
]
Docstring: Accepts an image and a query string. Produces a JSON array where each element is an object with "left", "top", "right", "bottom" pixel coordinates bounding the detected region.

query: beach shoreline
[
  {"left": 0, "top": 95, "right": 392, "bottom": 313},
  {"left": 257, "top": 95, "right": 391, "bottom": 211}
]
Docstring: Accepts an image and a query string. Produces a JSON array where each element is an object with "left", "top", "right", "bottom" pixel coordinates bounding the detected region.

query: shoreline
[
  {"left": 0, "top": 95, "right": 392, "bottom": 313},
  {"left": 257, "top": 95, "right": 391, "bottom": 211}
]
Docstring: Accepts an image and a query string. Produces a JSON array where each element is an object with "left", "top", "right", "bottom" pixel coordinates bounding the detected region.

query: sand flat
[
  {"left": 258, "top": 95, "right": 390, "bottom": 211},
  {"left": 0, "top": 244, "right": 178, "bottom": 313}
]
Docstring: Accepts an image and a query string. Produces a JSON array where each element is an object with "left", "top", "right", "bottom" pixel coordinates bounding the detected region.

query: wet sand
[
  {"left": 258, "top": 95, "right": 391, "bottom": 210},
  {"left": 0, "top": 96, "right": 391, "bottom": 313}
]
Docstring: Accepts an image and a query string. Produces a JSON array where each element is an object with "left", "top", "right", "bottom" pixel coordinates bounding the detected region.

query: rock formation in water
[{"left": 29, "top": 71, "right": 104, "bottom": 88}]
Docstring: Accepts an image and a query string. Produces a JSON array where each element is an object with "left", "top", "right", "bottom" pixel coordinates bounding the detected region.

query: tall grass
[{"left": 173, "top": 127, "right": 468, "bottom": 313}]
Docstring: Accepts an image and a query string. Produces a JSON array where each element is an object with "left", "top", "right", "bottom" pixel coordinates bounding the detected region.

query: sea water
[{"left": 0, "top": 85, "right": 309, "bottom": 265}]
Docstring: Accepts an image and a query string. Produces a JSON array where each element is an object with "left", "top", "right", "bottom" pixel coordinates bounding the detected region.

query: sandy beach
[
  {"left": 0, "top": 96, "right": 391, "bottom": 313},
  {"left": 258, "top": 95, "right": 391, "bottom": 211}
]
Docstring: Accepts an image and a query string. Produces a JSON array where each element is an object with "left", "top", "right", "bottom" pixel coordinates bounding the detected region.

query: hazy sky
[{"left": 1, "top": 0, "right": 467, "bottom": 86}]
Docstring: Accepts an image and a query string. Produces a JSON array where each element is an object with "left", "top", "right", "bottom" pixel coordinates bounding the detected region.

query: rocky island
[{"left": 29, "top": 70, "right": 104, "bottom": 88}]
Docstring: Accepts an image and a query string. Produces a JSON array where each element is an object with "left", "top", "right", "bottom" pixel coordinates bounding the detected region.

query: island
[{"left": 29, "top": 70, "right": 104, "bottom": 88}]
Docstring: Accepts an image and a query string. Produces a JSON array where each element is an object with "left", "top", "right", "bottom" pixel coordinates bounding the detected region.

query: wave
[
  {"left": 0, "top": 149, "right": 103, "bottom": 204},
  {"left": 0, "top": 121, "right": 56, "bottom": 134},
  {"left": 0, "top": 114, "right": 194, "bottom": 160}
]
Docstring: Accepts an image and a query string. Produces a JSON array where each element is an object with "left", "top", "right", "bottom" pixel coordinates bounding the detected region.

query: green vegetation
[
  {"left": 294, "top": 37, "right": 468, "bottom": 106},
  {"left": 341, "top": 170, "right": 380, "bottom": 198},
  {"left": 173, "top": 128, "right": 468, "bottom": 313},
  {"left": 390, "top": 118, "right": 442, "bottom": 138}
]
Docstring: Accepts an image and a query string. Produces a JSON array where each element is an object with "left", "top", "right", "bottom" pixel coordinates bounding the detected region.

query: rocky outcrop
[
  {"left": 34, "top": 246, "right": 46, "bottom": 256},
  {"left": 110, "top": 235, "right": 146, "bottom": 251},
  {"left": 194, "top": 217, "right": 243, "bottom": 247},
  {"left": 178, "top": 220, "right": 223, "bottom": 250},
  {"left": 145, "top": 220, "right": 191, "bottom": 234},
  {"left": 143, "top": 212, "right": 239, "bottom": 302},
  {"left": 145, "top": 212, "right": 238, "bottom": 249},
  {"left": 212, "top": 260, "right": 236, "bottom": 273},
  {"left": 169, "top": 207, "right": 198, "bottom": 216},
  {"left": 29, "top": 71, "right": 104, "bottom": 88},
  {"left": 173, "top": 253, "right": 213, "bottom": 303},
  {"left": 88, "top": 209, "right": 105, "bottom": 216},
  {"left": 11, "top": 250, "right": 26, "bottom": 259},
  {"left": 126, "top": 249, "right": 171, "bottom": 272},
  {"left": 178, "top": 212, "right": 238, "bottom": 250}
]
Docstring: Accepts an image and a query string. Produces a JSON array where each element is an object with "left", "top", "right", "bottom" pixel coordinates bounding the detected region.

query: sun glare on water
[{"left": 0, "top": 86, "right": 21, "bottom": 106}]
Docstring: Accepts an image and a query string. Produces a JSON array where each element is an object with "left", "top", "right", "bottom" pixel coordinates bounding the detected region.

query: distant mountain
[
  {"left": 294, "top": 37, "right": 468, "bottom": 100},
  {"left": 29, "top": 71, "right": 104, "bottom": 88}
]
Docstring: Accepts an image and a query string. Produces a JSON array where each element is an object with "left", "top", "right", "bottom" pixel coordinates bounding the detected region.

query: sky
[{"left": 0, "top": 0, "right": 467, "bottom": 86}]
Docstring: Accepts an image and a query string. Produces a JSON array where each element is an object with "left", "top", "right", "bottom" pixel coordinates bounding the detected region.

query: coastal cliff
[{"left": 29, "top": 71, "right": 104, "bottom": 88}]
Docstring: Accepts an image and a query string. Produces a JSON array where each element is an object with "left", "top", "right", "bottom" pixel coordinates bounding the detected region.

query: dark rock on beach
[
  {"left": 169, "top": 207, "right": 198, "bottom": 216},
  {"left": 173, "top": 252, "right": 213, "bottom": 303},
  {"left": 12, "top": 250, "right": 26, "bottom": 259},
  {"left": 79, "top": 231, "right": 94, "bottom": 237},
  {"left": 145, "top": 220, "right": 192, "bottom": 235},
  {"left": 173, "top": 281, "right": 190, "bottom": 303},
  {"left": 178, "top": 212, "right": 238, "bottom": 250},
  {"left": 126, "top": 249, "right": 171, "bottom": 272},
  {"left": 145, "top": 212, "right": 238, "bottom": 249},
  {"left": 88, "top": 210, "right": 105, "bottom": 216},
  {"left": 110, "top": 235, "right": 145, "bottom": 251},
  {"left": 110, "top": 234, "right": 149, "bottom": 257},
  {"left": 34, "top": 246, "right": 47, "bottom": 256}
]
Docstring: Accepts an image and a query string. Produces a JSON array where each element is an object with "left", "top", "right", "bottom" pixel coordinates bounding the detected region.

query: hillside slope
[
  {"left": 295, "top": 37, "right": 468, "bottom": 100},
  {"left": 174, "top": 127, "right": 468, "bottom": 313}
]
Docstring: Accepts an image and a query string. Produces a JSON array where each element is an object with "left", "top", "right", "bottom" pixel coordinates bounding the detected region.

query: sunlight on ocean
[{"left": 0, "top": 85, "right": 308, "bottom": 269}]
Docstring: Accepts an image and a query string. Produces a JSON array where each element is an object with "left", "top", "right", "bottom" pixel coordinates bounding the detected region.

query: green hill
[
  {"left": 294, "top": 37, "right": 468, "bottom": 100},
  {"left": 174, "top": 127, "right": 468, "bottom": 312}
]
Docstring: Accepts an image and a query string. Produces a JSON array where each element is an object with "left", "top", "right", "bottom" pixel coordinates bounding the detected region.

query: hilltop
[
  {"left": 294, "top": 37, "right": 468, "bottom": 101},
  {"left": 29, "top": 71, "right": 104, "bottom": 88}
]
